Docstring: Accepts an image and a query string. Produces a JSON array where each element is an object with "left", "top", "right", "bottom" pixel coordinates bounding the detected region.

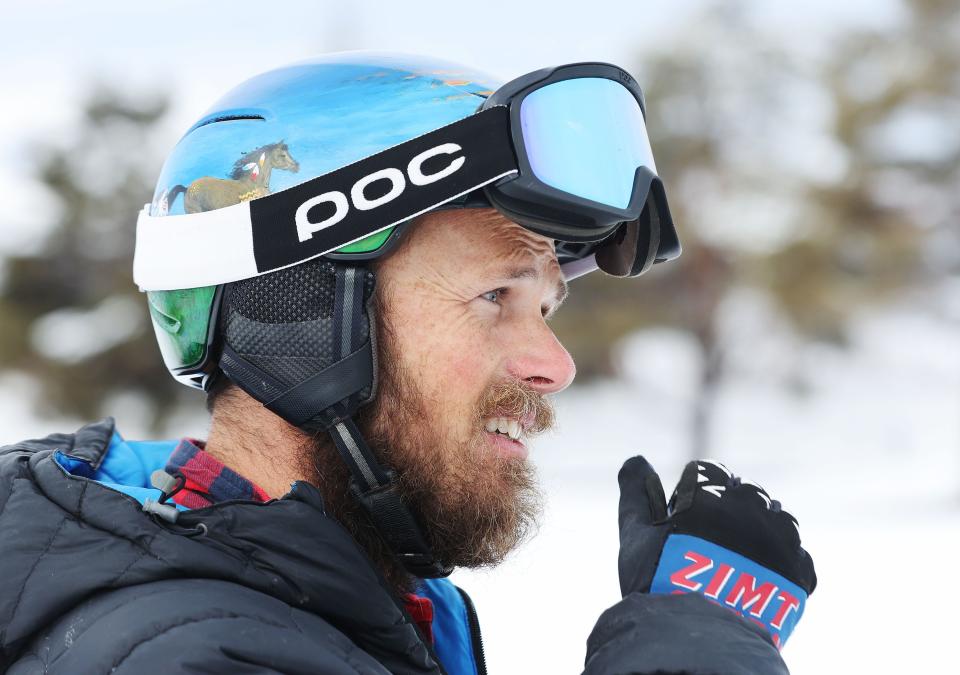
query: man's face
[{"left": 362, "top": 208, "right": 576, "bottom": 568}]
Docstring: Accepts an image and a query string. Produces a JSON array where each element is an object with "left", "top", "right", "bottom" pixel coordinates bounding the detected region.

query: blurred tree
[
  {"left": 551, "top": 0, "right": 959, "bottom": 457},
  {"left": 2, "top": 1, "right": 956, "bottom": 443},
  {"left": 762, "top": 0, "right": 960, "bottom": 336},
  {"left": 0, "top": 88, "right": 183, "bottom": 430}
]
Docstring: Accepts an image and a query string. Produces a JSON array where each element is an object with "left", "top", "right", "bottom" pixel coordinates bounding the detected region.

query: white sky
[
  {"left": 0, "top": 0, "right": 900, "bottom": 149},
  {"left": 0, "top": 0, "right": 901, "bottom": 249}
]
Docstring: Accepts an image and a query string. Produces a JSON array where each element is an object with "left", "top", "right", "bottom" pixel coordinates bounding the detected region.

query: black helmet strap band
[
  {"left": 263, "top": 343, "right": 372, "bottom": 427},
  {"left": 331, "top": 417, "right": 453, "bottom": 578}
]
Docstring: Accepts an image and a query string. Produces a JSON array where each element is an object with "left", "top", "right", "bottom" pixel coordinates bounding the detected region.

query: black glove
[{"left": 618, "top": 456, "right": 816, "bottom": 649}]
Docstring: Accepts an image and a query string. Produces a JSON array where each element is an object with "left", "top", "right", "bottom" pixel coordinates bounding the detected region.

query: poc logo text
[{"left": 295, "top": 143, "right": 465, "bottom": 243}]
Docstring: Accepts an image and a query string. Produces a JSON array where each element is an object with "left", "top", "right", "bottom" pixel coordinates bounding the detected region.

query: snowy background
[{"left": 2, "top": 1, "right": 958, "bottom": 673}]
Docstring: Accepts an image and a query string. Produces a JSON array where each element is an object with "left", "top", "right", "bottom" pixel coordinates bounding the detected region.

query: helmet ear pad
[{"left": 216, "top": 259, "right": 378, "bottom": 432}]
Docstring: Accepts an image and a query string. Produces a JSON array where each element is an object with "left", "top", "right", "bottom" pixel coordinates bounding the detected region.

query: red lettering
[
  {"left": 725, "top": 573, "right": 778, "bottom": 618},
  {"left": 770, "top": 590, "right": 800, "bottom": 630},
  {"left": 704, "top": 563, "right": 734, "bottom": 599},
  {"left": 670, "top": 551, "right": 713, "bottom": 592}
]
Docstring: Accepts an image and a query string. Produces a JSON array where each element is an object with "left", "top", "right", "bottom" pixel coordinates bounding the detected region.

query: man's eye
[{"left": 481, "top": 289, "right": 504, "bottom": 303}]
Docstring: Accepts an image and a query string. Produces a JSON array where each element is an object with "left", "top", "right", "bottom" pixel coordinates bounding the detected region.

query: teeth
[{"left": 484, "top": 417, "right": 523, "bottom": 441}]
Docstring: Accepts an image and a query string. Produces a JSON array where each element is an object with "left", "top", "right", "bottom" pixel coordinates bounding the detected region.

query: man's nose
[{"left": 505, "top": 322, "right": 576, "bottom": 395}]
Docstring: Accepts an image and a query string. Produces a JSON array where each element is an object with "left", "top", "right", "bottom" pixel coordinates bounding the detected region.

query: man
[{"left": 0, "top": 54, "right": 815, "bottom": 674}]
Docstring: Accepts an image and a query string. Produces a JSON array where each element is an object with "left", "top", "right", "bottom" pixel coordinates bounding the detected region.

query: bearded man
[{"left": 0, "top": 54, "right": 815, "bottom": 674}]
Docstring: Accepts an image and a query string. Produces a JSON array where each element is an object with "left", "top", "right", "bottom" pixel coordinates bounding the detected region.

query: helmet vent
[
  {"left": 194, "top": 115, "right": 266, "bottom": 129},
  {"left": 188, "top": 113, "right": 266, "bottom": 134}
]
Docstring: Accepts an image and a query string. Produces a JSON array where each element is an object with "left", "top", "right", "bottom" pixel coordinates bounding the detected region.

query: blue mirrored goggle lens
[{"left": 519, "top": 78, "right": 656, "bottom": 210}]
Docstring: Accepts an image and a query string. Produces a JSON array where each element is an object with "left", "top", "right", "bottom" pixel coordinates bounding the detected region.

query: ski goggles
[{"left": 134, "top": 62, "right": 680, "bottom": 291}]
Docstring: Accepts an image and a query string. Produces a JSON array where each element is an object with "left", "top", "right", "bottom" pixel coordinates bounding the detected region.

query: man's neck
[
  {"left": 204, "top": 389, "right": 312, "bottom": 499},
  {"left": 203, "top": 387, "right": 416, "bottom": 592}
]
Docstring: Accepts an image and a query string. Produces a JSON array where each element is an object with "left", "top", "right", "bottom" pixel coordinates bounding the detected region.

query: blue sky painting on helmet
[{"left": 150, "top": 53, "right": 500, "bottom": 221}]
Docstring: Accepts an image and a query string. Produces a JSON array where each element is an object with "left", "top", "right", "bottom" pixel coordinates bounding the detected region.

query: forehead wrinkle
[
  {"left": 499, "top": 264, "right": 569, "bottom": 309},
  {"left": 405, "top": 208, "right": 566, "bottom": 301},
  {"left": 477, "top": 218, "right": 565, "bottom": 300},
  {"left": 485, "top": 227, "right": 555, "bottom": 260}
]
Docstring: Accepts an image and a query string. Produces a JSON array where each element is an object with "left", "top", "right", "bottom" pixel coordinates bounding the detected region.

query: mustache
[{"left": 475, "top": 379, "right": 555, "bottom": 436}]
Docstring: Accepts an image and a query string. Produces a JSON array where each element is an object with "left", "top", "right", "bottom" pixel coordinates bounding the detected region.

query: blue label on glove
[{"left": 650, "top": 534, "right": 807, "bottom": 649}]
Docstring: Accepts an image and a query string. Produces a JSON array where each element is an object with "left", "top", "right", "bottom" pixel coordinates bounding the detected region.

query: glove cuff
[{"left": 650, "top": 533, "right": 808, "bottom": 648}]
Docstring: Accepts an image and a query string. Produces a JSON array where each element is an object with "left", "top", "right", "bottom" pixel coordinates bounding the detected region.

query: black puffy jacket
[{"left": 0, "top": 419, "right": 788, "bottom": 674}]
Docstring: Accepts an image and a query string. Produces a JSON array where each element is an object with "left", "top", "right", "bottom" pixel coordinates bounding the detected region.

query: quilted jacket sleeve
[
  {"left": 583, "top": 593, "right": 790, "bottom": 675},
  {"left": 8, "top": 579, "right": 392, "bottom": 675}
]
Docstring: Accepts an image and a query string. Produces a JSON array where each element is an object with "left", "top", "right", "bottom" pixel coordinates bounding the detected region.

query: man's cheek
[
  {"left": 433, "top": 349, "right": 487, "bottom": 421},
  {"left": 450, "top": 351, "right": 484, "bottom": 381}
]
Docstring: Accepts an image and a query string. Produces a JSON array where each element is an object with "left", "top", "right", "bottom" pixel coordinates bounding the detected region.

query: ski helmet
[{"left": 138, "top": 52, "right": 680, "bottom": 576}]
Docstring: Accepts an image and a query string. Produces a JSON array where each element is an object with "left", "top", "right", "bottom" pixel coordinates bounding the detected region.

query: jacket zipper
[{"left": 456, "top": 586, "right": 487, "bottom": 675}]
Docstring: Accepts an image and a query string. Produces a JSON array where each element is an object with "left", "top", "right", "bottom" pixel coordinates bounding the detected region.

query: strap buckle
[{"left": 348, "top": 471, "right": 453, "bottom": 578}]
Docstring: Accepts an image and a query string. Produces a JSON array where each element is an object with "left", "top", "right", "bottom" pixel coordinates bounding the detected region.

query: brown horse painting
[{"left": 162, "top": 142, "right": 299, "bottom": 214}]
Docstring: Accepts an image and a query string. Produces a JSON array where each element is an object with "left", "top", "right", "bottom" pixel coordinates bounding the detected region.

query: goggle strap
[{"left": 135, "top": 106, "right": 518, "bottom": 291}]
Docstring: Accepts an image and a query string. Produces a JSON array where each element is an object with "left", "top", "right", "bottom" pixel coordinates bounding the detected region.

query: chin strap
[{"left": 330, "top": 416, "right": 453, "bottom": 578}]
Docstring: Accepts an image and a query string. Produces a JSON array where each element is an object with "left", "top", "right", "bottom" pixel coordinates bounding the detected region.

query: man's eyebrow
[{"left": 504, "top": 266, "right": 570, "bottom": 309}]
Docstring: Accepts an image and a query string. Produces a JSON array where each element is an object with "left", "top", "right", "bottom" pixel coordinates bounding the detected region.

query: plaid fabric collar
[
  {"left": 164, "top": 438, "right": 271, "bottom": 509},
  {"left": 163, "top": 438, "right": 436, "bottom": 643}
]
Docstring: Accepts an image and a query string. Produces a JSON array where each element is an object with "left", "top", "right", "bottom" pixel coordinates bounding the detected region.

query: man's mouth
[
  {"left": 482, "top": 416, "right": 529, "bottom": 459},
  {"left": 483, "top": 416, "right": 524, "bottom": 441}
]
